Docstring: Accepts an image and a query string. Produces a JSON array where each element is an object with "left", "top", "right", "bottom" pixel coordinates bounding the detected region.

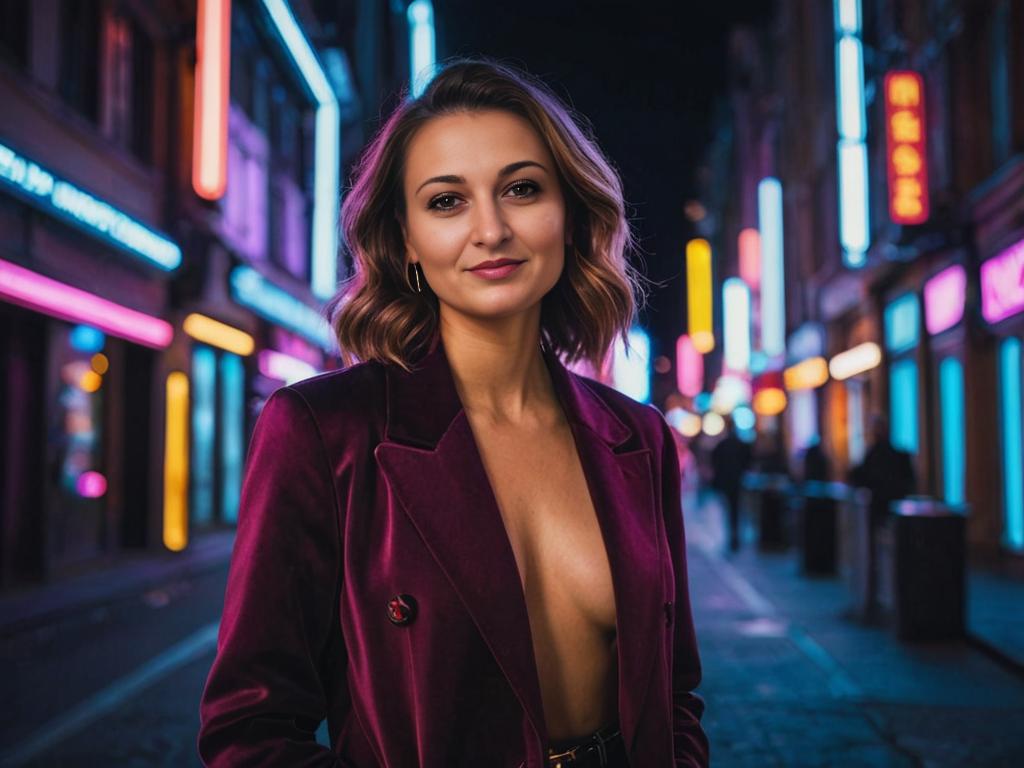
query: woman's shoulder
[{"left": 278, "top": 358, "right": 388, "bottom": 431}]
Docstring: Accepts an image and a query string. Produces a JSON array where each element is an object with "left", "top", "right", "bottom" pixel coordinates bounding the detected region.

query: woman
[{"left": 198, "top": 59, "right": 708, "bottom": 768}]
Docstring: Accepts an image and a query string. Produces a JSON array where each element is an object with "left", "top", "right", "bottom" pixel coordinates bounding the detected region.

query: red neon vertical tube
[{"left": 193, "top": 0, "right": 231, "bottom": 200}]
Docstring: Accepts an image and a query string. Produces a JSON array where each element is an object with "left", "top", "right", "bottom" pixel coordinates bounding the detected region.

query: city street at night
[{"left": 4, "top": 0, "right": 1024, "bottom": 766}]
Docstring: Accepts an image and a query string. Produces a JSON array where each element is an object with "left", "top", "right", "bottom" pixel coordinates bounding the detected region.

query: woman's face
[{"left": 400, "top": 109, "right": 569, "bottom": 324}]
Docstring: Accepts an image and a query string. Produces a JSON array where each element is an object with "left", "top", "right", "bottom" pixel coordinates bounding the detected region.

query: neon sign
[
  {"left": 229, "top": 266, "right": 333, "bottom": 350},
  {"left": 924, "top": 265, "right": 966, "bottom": 335},
  {"left": 0, "top": 141, "right": 181, "bottom": 270},
  {"left": 981, "top": 237, "right": 1024, "bottom": 324},
  {"left": 884, "top": 71, "right": 929, "bottom": 225}
]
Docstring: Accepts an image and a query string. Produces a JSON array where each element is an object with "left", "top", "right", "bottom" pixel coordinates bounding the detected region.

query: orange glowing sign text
[{"left": 884, "top": 71, "right": 929, "bottom": 225}]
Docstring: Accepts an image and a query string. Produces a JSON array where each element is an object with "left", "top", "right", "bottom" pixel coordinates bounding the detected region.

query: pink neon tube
[{"left": 0, "top": 258, "right": 173, "bottom": 348}]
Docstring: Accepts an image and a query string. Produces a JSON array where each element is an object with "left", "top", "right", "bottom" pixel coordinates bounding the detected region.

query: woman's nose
[{"left": 470, "top": 199, "right": 512, "bottom": 248}]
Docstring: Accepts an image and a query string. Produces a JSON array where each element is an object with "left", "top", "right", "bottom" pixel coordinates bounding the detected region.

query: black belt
[{"left": 545, "top": 720, "right": 625, "bottom": 767}]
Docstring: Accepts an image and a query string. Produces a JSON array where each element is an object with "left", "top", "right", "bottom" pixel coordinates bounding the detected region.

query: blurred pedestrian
[
  {"left": 801, "top": 438, "right": 831, "bottom": 483},
  {"left": 849, "top": 414, "right": 916, "bottom": 622},
  {"left": 711, "top": 417, "right": 753, "bottom": 551}
]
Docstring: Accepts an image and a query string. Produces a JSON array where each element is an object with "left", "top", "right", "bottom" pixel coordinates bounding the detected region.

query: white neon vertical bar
[
  {"left": 836, "top": 36, "right": 866, "bottom": 140},
  {"left": 312, "top": 102, "right": 340, "bottom": 299},
  {"left": 723, "top": 277, "right": 751, "bottom": 373},
  {"left": 260, "top": 0, "right": 340, "bottom": 300},
  {"left": 1000, "top": 338, "right": 1024, "bottom": 550},
  {"left": 407, "top": 0, "right": 436, "bottom": 97},
  {"left": 838, "top": 140, "right": 870, "bottom": 259},
  {"left": 612, "top": 327, "right": 651, "bottom": 404},
  {"left": 758, "top": 177, "right": 785, "bottom": 358},
  {"left": 834, "top": 0, "right": 862, "bottom": 35}
]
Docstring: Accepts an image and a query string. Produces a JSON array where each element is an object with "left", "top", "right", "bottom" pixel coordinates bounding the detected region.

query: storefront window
[{"left": 998, "top": 338, "right": 1023, "bottom": 550}]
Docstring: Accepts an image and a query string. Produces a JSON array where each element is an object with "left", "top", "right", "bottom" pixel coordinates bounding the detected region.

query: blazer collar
[{"left": 383, "top": 329, "right": 633, "bottom": 451}]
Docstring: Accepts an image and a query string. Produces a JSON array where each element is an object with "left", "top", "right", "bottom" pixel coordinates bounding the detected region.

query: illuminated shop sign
[
  {"left": 981, "top": 238, "right": 1024, "bottom": 324},
  {"left": 229, "top": 265, "right": 333, "bottom": 350},
  {"left": 834, "top": 0, "right": 868, "bottom": 268},
  {"left": 0, "top": 257, "right": 173, "bottom": 348},
  {"left": 0, "top": 140, "right": 181, "bottom": 271},
  {"left": 924, "top": 265, "right": 966, "bottom": 335},
  {"left": 193, "top": 0, "right": 232, "bottom": 200},
  {"left": 884, "top": 71, "right": 929, "bottom": 225}
]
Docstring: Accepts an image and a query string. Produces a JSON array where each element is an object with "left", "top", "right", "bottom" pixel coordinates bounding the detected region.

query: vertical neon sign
[
  {"left": 193, "top": 0, "right": 231, "bottom": 200},
  {"left": 686, "top": 239, "right": 714, "bottom": 354},
  {"left": 758, "top": 178, "right": 785, "bottom": 359},
  {"left": 834, "top": 0, "right": 869, "bottom": 268},
  {"left": 884, "top": 71, "right": 929, "bottom": 225}
]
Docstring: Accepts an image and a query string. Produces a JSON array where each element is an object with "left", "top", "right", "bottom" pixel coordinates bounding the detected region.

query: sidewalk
[
  {"left": 967, "top": 565, "right": 1024, "bottom": 676},
  {"left": 685, "top": 491, "right": 1024, "bottom": 767},
  {"left": 0, "top": 530, "right": 235, "bottom": 637}
]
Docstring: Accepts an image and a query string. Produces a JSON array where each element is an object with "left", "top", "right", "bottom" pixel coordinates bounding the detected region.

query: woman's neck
[{"left": 438, "top": 309, "right": 555, "bottom": 425}]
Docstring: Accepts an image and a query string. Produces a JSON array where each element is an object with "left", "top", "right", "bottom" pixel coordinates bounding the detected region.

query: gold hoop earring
[{"left": 407, "top": 262, "right": 423, "bottom": 293}]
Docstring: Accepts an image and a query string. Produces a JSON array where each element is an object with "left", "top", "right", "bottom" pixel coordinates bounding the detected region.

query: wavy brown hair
[{"left": 325, "top": 58, "right": 647, "bottom": 373}]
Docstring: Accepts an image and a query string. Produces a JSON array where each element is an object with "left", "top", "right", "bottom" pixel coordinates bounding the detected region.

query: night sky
[{"left": 433, "top": 0, "right": 774, "bottom": 357}]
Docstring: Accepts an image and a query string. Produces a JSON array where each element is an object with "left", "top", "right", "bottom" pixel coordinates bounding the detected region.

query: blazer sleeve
[
  {"left": 197, "top": 386, "right": 350, "bottom": 767},
  {"left": 656, "top": 415, "right": 711, "bottom": 767}
]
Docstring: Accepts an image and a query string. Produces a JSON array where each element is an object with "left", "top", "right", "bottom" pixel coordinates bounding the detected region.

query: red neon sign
[
  {"left": 884, "top": 71, "right": 929, "bottom": 225},
  {"left": 193, "top": 0, "right": 232, "bottom": 200}
]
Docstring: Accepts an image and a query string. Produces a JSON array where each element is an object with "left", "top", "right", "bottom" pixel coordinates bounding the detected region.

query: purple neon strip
[{"left": 0, "top": 258, "right": 173, "bottom": 348}]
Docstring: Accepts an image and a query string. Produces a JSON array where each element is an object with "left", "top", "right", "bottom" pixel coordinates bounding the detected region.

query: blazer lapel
[{"left": 373, "top": 333, "right": 661, "bottom": 756}]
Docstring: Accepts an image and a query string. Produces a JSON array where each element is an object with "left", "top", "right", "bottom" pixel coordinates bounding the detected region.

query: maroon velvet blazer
[{"left": 197, "top": 331, "right": 709, "bottom": 767}]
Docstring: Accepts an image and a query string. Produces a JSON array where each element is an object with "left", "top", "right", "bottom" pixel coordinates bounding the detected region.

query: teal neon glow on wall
[
  {"left": 890, "top": 358, "right": 918, "bottom": 454},
  {"left": 884, "top": 293, "right": 920, "bottom": 353},
  {"left": 220, "top": 353, "right": 244, "bottom": 525},
  {"left": 229, "top": 266, "right": 333, "bottom": 350},
  {"left": 939, "top": 357, "right": 965, "bottom": 506},
  {"left": 999, "top": 338, "right": 1023, "bottom": 550},
  {"left": 191, "top": 346, "right": 217, "bottom": 526}
]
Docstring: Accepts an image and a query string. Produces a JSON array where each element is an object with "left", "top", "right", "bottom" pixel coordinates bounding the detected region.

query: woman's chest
[{"left": 470, "top": 420, "right": 618, "bottom": 636}]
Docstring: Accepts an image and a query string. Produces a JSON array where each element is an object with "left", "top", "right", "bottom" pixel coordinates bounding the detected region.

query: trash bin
[
  {"left": 749, "top": 473, "right": 794, "bottom": 548},
  {"left": 799, "top": 481, "right": 845, "bottom": 576},
  {"left": 889, "top": 498, "right": 967, "bottom": 642}
]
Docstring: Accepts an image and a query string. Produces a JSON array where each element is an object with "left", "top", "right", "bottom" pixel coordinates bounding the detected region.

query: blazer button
[
  {"left": 664, "top": 600, "right": 673, "bottom": 627},
  {"left": 387, "top": 593, "right": 418, "bottom": 625}
]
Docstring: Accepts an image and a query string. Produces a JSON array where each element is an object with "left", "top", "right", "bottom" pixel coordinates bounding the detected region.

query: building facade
[
  {"left": 0, "top": 0, "right": 419, "bottom": 591},
  {"left": 698, "top": 0, "right": 1024, "bottom": 564}
]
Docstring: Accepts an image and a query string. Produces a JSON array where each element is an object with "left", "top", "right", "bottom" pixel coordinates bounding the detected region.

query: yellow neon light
[
  {"left": 164, "top": 372, "right": 190, "bottom": 552},
  {"left": 829, "top": 342, "right": 882, "bottom": 381},
  {"left": 753, "top": 387, "right": 788, "bottom": 416},
  {"left": 784, "top": 357, "right": 829, "bottom": 391},
  {"left": 183, "top": 313, "right": 255, "bottom": 356},
  {"left": 686, "top": 239, "right": 714, "bottom": 353}
]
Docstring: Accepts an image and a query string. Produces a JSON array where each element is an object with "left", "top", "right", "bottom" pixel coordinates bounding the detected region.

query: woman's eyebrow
[{"left": 414, "top": 160, "right": 548, "bottom": 194}]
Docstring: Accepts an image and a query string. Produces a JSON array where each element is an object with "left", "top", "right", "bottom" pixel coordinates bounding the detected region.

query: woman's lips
[{"left": 468, "top": 261, "right": 524, "bottom": 279}]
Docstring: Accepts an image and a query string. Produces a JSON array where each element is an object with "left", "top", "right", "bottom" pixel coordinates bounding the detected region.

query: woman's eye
[
  {"left": 428, "top": 194, "right": 460, "bottom": 211},
  {"left": 507, "top": 181, "right": 539, "bottom": 198}
]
